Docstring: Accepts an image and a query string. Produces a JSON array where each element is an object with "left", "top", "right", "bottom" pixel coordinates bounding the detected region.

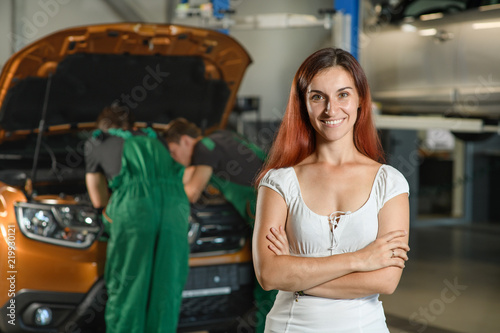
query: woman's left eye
[{"left": 339, "top": 92, "right": 349, "bottom": 98}]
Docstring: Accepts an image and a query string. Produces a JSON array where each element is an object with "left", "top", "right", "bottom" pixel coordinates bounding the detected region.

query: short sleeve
[
  {"left": 84, "top": 138, "right": 102, "bottom": 174},
  {"left": 192, "top": 138, "right": 220, "bottom": 169},
  {"left": 258, "top": 168, "right": 287, "bottom": 202},
  {"left": 84, "top": 135, "right": 123, "bottom": 178},
  {"left": 380, "top": 165, "right": 410, "bottom": 208}
]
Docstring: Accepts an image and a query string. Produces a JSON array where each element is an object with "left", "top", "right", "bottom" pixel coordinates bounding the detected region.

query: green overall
[
  {"left": 200, "top": 135, "right": 277, "bottom": 333},
  {"left": 103, "top": 128, "right": 189, "bottom": 333}
]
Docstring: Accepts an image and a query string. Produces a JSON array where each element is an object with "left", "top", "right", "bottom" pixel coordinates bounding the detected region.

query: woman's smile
[{"left": 321, "top": 118, "right": 346, "bottom": 127}]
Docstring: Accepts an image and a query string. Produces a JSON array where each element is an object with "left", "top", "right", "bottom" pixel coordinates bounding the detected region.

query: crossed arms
[{"left": 252, "top": 187, "right": 410, "bottom": 299}]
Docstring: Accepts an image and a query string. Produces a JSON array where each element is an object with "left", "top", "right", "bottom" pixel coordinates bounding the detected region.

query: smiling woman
[
  {"left": 252, "top": 47, "right": 410, "bottom": 332},
  {"left": 255, "top": 47, "right": 383, "bottom": 178},
  {"left": 305, "top": 66, "right": 360, "bottom": 144}
]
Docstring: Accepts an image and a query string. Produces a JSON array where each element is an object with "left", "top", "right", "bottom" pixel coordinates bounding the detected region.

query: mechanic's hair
[
  {"left": 164, "top": 118, "right": 202, "bottom": 143},
  {"left": 256, "top": 47, "right": 384, "bottom": 186},
  {"left": 96, "top": 106, "right": 135, "bottom": 131}
]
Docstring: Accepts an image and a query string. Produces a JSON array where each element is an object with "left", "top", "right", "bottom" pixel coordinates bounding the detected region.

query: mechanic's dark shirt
[
  {"left": 191, "top": 130, "right": 265, "bottom": 187},
  {"left": 85, "top": 129, "right": 168, "bottom": 180}
]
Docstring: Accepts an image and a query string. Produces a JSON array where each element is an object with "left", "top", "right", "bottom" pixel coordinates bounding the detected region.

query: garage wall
[
  {"left": 0, "top": 0, "right": 334, "bottom": 121},
  {"left": 0, "top": 0, "right": 123, "bottom": 71},
  {"left": 0, "top": 1, "right": 13, "bottom": 69},
  {"left": 236, "top": 0, "right": 334, "bottom": 122},
  {"left": 231, "top": 27, "right": 332, "bottom": 122}
]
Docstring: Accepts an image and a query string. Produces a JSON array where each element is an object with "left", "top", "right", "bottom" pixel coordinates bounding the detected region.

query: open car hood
[{"left": 0, "top": 23, "right": 251, "bottom": 142}]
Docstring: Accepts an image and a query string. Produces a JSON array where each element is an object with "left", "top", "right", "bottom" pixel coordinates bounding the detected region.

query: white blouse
[{"left": 259, "top": 164, "right": 410, "bottom": 333}]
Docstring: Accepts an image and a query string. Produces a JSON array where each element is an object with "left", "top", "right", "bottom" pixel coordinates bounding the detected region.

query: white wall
[
  {"left": 0, "top": 0, "right": 124, "bottom": 70},
  {"left": 10, "top": 0, "right": 122, "bottom": 50},
  {"left": 0, "top": 1, "right": 13, "bottom": 71},
  {"left": 231, "top": 27, "right": 331, "bottom": 122},
  {"left": 0, "top": 0, "right": 334, "bottom": 121}
]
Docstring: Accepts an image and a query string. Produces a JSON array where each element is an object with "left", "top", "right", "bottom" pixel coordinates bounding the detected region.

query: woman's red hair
[{"left": 256, "top": 48, "right": 384, "bottom": 186}]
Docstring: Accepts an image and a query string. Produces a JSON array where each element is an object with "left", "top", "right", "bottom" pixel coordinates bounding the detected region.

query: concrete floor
[
  {"left": 186, "top": 224, "right": 500, "bottom": 333},
  {"left": 383, "top": 224, "right": 500, "bottom": 333}
]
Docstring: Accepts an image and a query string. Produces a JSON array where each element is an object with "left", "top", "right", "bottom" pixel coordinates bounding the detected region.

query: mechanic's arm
[
  {"left": 184, "top": 165, "right": 213, "bottom": 203},
  {"left": 268, "top": 193, "right": 410, "bottom": 298},
  {"left": 183, "top": 166, "right": 196, "bottom": 184},
  {"left": 253, "top": 187, "right": 408, "bottom": 292},
  {"left": 85, "top": 172, "right": 110, "bottom": 209}
]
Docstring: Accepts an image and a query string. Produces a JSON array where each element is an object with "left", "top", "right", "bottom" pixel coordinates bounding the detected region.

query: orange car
[{"left": 0, "top": 23, "right": 255, "bottom": 332}]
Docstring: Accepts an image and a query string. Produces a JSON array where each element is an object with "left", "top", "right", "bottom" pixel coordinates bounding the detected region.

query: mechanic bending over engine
[
  {"left": 163, "top": 117, "right": 277, "bottom": 333},
  {"left": 84, "top": 106, "right": 190, "bottom": 333}
]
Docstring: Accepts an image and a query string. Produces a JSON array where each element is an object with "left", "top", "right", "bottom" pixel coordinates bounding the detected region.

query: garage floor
[
  {"left": 383, "top": 224, "right": 500, "bottom": 333},
  {"left": 187, "top": 224, "right": 500, "bottom": 333}
]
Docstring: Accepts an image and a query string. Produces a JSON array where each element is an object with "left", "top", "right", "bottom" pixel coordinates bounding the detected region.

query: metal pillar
[
  {"left": 334, "top": 0, "right": 360, "bottom": 59},
  {"left": 166, "top": 0, "right": 178, "bottom": 23},
  {"left": 212, "top": 0, "right": 230, "bottom": 34},
  {"left": 101, "top": 0, "right": 146, "bottom": 22},
  {"left": 385, "top": 129, "right": 420, "bottom": 225},
  {"left": 10, "top": 0, "right": 27, "bottom": 54}
]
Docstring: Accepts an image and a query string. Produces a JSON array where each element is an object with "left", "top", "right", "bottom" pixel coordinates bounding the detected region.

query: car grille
[
  {"left": 183, "top": 264, "right": 253, "bottom": 295},
  {"left": 179, "top": 263, "right": 254, "bottom": 328},
  {"left": 188, "top": 201, "right": 249, "bottom": 256}
]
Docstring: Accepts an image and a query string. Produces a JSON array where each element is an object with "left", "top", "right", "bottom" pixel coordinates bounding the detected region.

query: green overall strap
[
  {"left": 106, "top": 128, "right": 168, "bottom": 191},
  {"left": 200, "top": 131, "right": 266, "bottom": 161},
  {"left": 232, "top": 132, "right": 267, "bottom": 161}
]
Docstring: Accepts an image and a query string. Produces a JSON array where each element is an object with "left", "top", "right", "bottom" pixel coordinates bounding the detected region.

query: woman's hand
[
  {"left": 266, "top": 225, "right": 290, "bottom": 256},
  {"left": 268, "top": 227, "right": 409, "bottom": 270},
  {"left": 353, "top": 230, "right": 409, "bottom": 271}
]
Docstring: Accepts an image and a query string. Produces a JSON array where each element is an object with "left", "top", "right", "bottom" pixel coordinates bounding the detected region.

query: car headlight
[{"left": 14, "top": 202, "right": 102, "bottom": 249}]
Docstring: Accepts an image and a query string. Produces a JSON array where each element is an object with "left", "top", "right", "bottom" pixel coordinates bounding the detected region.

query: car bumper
[
  {"left": 0, "top": 278, "right": 106, "bottom": 333},
  {"left": 179, "top": 262, "right": 255, "bottom": 331},
  {"left": 0, "top": 263, "right": 254, "bottom": 332}
]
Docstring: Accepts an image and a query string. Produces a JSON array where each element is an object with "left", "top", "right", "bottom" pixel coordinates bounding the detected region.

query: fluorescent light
[
  {"left": 420, "top": 12, "right": 444, "bottom": 21},
  {"left": 479, "top": 4, "right": 500, "bottom": 11},
  {"left": 401, "top": 23, "right": 417, "bottom": 32},
  {"left": 419, "top": 28, "right": 437, "bottom": 36},
  {"left": 472, "top": 21, "right": 500, "bottom": 30}
]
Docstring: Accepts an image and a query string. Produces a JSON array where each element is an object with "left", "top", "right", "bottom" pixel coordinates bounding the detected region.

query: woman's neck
[{"left": 312, "top": 135, "right": 360, "bottom": 166}]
